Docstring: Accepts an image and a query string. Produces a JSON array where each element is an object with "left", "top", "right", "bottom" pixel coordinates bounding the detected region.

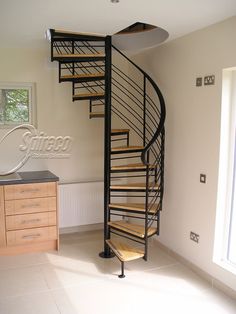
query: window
[
  {"left": 0, "top": 83, "right": 36, "bottom": 127},
  {"left": 228, "top": 146, "right": 236, "bottom": 265},
  {"left": 214, "top": 68, "right": 236, "bottom": 274}
]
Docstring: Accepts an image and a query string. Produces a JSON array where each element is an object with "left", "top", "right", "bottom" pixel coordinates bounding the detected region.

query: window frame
[
  {"left": 0, "top": 82, "right": 37, "bottom": 128},
  {"left": 214, "top": 67, "right": 236, "bottom": 274}
]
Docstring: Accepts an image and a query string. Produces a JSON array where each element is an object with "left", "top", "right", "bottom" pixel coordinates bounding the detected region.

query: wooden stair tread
[
  {"left": 109, "top": 203, "right": 159, "bottom": 213},
  {"left": 54, "top": 29, "right": 106, "bottom": 38},
  {"left": 61, "top": 73, "right": 105, "bottom": 79},
  {"left": 54, "top": 53, "right": 105, "bottom": 58},
  {"left": 73, "top": 92, "right": 105, "bottom": 99},
  {"left": 111, "top": 163, "right": 155, "bottom": 171},
  {"left": 110, "top": 182, "right": 159, "bottom": 190},
  {"left": 108, "top": 220, "right": 157, "bottom": 238},
  {"left": 74, "top": 92, "right": 105, "bottom": 97},
  {"left": 106, "top": 239, "right": 144, "bottom": 262},
  {"left": 89, "top": 112, "right": 105, "bottom": 118},
  {"left": 111, "top": 145, "right": 144, "bottom": 152},
  {"left": 111, "top": 129, "right": 130, "bottom": 134}
]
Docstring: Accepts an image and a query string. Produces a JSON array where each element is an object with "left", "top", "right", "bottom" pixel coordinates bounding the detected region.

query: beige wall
[
  {"left": 0, "top": 46, "right": 104, "bottom": 183},
  {"left": 133, "top": 17, "right": 236, "bottom": 291},
  {"left": 1, "top": 17, "right": 236, "bottom": 291}
]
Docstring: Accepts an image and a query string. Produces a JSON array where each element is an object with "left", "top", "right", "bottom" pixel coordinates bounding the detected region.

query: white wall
[
  {"left": 0, "top": 45, "right": 104, "bottom": 183},
  {"left": 133, "top": 17, "right": 236, "bottom": 291}
]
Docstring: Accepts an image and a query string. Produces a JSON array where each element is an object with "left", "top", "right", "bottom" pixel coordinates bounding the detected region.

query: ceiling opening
[
  {"left": 112, "top": 22, "right": 169, "bottom": 52},
  {"left": 116, "top": 22, "right": 157, "bottom": 35}
]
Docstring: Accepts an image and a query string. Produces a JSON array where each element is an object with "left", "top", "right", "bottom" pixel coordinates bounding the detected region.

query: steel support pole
[{"left": 99, "top": 36, "right": 114, "bottom": 259}]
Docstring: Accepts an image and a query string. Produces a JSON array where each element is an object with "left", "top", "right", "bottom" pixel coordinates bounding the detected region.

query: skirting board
[
  {"left": 59, "top": 223, "right": 103, "bottom": 234},
  {"left": 153, "top": 237, "right": 236, "bottom": 300}
]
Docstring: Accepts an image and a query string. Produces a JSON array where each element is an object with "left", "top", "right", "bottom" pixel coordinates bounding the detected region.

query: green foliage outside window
[{"left": 0, "top": 88, "right": 30, "bottom": 124}]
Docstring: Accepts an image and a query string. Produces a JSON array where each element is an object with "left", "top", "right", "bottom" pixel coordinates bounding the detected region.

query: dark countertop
[{"left": 0, "top": 171, "right": 59, "bottom": 185}]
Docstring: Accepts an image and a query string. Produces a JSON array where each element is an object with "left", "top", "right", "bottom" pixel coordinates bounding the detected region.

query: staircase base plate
[{"left": 99, "top": 251, "right": 115, "bottom": 259}]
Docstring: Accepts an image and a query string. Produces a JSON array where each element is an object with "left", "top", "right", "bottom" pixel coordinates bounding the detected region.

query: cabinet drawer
[
  {"left": 6, "top": 212, "right": 57, "bottom": 231},
  {"left": 5, "top": 197, "right": 56, "bottom": 216},
  {"left": 0, "top": 187, "right": 6, "bottom": 247},
  {"left": 7, "top": 226, "right": 57, "bottom": 246},
  {"left": 4, "top": 182, "right": 57, "bottom": 200}
]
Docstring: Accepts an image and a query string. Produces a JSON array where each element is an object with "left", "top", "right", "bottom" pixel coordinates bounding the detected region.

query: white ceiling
[{"left": 0, "top": 0, "right": 236, "bottom": 48}]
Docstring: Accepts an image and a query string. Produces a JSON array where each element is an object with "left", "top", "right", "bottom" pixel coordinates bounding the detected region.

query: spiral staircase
[{"left": 49, "top": 29, "right": 166, "bottom": 278}]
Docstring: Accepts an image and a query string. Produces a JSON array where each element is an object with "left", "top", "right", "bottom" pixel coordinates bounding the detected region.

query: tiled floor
[{"left": 0, "top": 230, "right": 235, "bottom": 314}]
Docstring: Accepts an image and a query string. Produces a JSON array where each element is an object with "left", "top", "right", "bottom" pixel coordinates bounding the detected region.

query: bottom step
[{"left": 106, "top": 239, "right": 144, "bottom": 262}]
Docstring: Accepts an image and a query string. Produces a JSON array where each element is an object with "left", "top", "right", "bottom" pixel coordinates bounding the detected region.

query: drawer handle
[
  {"left": 22, "top": 203, "right": 40, "bottom": 209},
  {"left": 22, "top": 233, "right": 41, "bottom": 239},
  {"left": 22, "top": 218, "right": 41, "bottom": 224},
  {"left": 20, "top": 188, "right": 40, "bottom": 193}
]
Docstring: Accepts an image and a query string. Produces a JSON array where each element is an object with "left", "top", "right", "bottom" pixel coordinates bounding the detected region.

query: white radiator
[{"left": 59, "top": 181, "right": 104, "bottom": 228}]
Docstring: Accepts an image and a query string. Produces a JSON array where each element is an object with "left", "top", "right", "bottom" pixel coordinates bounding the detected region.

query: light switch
[
  {"left": 200, "top": 174, "right": 206, "bottom": 183},
  {"left": 196, "top": 77, "right": 202, "bottom": 87}
]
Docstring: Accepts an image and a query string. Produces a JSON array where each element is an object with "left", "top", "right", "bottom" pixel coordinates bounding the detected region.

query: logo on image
[{"left": 0, "top": 124, "right": 73, "bottom": 175}]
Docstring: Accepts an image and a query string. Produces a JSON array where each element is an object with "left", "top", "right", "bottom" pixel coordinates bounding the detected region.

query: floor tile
[
  {"left": 0, "top": 253, "right": 49, "bottom": 270},
  {"left": 0, "top": 266, "right": 49, "bottom": 299},
  {"left": 0, "top": 291, "right": 60, "bottom": 314},
  {"left": 123, "top": 263, "right": 211, "bottom": 297},
  {"left": 40, "top": 255, "right": 107, "bottom": 289},
  {"left": 54, "top": 238, "right": 103, "bottom": 260},
  {"left": 59, "top": 230, "right": 103, "bottom": 246},
  {"left": 51, "top": 279, "right": 151, "bottom": 314}
]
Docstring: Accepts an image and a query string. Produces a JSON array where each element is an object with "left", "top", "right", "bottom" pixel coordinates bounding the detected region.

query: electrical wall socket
[
  {"left": 190, "top": 231, "right": 199, "bottom": 243},
  {"left": 204, "top": 75, "right": 215, "bottom": 85}
]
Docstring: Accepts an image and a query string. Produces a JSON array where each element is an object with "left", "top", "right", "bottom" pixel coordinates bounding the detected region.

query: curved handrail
[{"left": 111, "top": 45, "right": 166, "bottom": 165}]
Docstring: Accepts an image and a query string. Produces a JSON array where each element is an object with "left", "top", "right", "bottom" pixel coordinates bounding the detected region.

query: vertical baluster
[
  {"left": 89, "top": 100, "right": 92, "bottom": 118},
  {"left": 72, "top": 40, "right": 75, "bottom": 76},
  {"left": 143, "top": 75, "right": 146, "bottom": 147},
  {"left": 157, "top": 208, "right": 160, "bottom": 236},
  {"left": 59, "top": 61, "right": 61, "bottom": 83},
  {"left": 160, "top": 128, "right": 165, "bottom": 210},
  {"left": 72, "top": 81, "right": 75, "bottom": 101},
  {"left": 127, "top": 130, "right": 130, "bottom": 147},
  {"left": 144, "top": 150, "right": 150, "bottom": 260}
]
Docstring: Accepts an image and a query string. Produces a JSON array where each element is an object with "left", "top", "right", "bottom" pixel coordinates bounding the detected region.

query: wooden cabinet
[
  {"left": 0, "top": 187, "right": 6, "bottom": 247},
  {"left": 0, "top": 180, "right": 59, "bottom": 255}
]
